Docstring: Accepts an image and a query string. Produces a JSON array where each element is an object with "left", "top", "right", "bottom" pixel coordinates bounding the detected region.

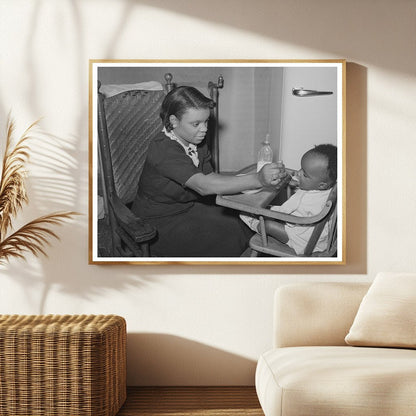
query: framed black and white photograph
[{"left": 89, "top": 60, "right": 345, "bottom": 265}]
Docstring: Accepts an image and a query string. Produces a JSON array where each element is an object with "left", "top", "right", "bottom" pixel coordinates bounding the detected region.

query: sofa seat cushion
[{"left": 256, "top": 346, "right": 416, "bottom": 416}]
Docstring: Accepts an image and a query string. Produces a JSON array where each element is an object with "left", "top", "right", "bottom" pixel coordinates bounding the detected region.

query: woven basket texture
[{"left": 0, "top": 314, "right": 126, "bottom": 416}]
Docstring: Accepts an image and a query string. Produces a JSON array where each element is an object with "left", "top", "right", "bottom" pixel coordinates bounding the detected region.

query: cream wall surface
[{"left": 0, "top": 0, "right": 415, "bottom": 385}]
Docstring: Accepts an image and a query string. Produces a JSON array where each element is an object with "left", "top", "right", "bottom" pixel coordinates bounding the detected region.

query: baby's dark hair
[
  {"left": 160, "top": 86, "right": 215, "bottom": 131},
  {"left": 309, "top": 144, "right": 337, "bottom": 186}
]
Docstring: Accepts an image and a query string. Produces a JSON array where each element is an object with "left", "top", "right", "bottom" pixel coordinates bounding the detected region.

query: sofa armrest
[{"left": 273, "top": 282, "right": 370, "bottom": 348}]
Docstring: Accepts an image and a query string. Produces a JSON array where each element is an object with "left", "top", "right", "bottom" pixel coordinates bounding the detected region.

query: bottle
[{"left": 257, "top": 134, "right": 273, "bottom": 172}]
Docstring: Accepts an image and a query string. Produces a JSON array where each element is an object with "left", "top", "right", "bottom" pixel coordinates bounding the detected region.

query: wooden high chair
[{"left": 248, "top": 183, "right": 338, "bottom": 257}]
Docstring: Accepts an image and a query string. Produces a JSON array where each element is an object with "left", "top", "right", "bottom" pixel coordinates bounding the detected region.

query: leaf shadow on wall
[
  {"left": 0, "top": 1, "right": 369, "bottom": 301},
  {"left": 126, "top": 333, "right": 257, "bottom": 386},
  {"left": 0, "top": 127, "right": 160, "bottom": 314},
  {"left": 134, "top": 0, "right": 413, "bottom": 76}
]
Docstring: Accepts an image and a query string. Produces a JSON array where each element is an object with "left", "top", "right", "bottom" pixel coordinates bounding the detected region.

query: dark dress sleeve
[{"left": 150, "top": 138, "right": 212, "bottom": 186}]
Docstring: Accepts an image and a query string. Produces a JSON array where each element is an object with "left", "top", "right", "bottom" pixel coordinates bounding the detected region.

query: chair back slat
[
  {"left": 324, "top": 205, "right": 338, "bottom": 256},
  {"left": 102, "top": 90, "right": 166, "bottom": 204}
]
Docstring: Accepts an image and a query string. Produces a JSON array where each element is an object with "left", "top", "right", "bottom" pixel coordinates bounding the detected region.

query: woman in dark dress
[{"left": 131, "top": 86, "right": 283, "bottom": 257}]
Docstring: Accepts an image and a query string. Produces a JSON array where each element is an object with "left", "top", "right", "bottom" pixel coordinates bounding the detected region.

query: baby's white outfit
[{"left": 240, "top": 188, "right": 332, "bottom": 255}]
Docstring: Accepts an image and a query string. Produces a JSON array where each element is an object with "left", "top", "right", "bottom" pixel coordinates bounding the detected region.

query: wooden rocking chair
[{"left": 96, "top": 74, "right": 223, "bottom": 257}]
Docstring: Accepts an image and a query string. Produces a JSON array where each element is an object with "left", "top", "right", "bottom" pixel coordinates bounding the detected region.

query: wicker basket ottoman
[{"left": 0, "top": 314, "right": 126, "bottom": 416}]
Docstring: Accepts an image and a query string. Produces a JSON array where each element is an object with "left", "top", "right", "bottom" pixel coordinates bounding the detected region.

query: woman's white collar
[{"left": 162, "top": 127, "right": 199, "bottom": 167}]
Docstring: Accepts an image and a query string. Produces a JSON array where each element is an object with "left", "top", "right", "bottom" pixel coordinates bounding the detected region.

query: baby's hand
[{"left": 258, "top": 163, "right": 287, "bottom": 187}]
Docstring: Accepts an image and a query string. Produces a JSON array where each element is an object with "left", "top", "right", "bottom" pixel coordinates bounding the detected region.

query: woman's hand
[{"left": 258, "top": 163, "right": 288, "bottom": 187}]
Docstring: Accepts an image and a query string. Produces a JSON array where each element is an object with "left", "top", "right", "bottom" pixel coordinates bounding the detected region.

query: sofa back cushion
[
  {"left": 274, "top": 282, "right": 370, "bottom": 348},
  {"left": 345, "top": 272, "right": 416, "bottom": 348}
]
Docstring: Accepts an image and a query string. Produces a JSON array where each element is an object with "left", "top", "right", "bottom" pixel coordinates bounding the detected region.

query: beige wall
[{"left": 0, "top": 0, "right": 415, "bottom": 385}]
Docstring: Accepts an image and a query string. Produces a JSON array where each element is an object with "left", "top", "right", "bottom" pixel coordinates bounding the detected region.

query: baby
[{"left": 241, "top": 144, "right": 337, "bottom": 255}]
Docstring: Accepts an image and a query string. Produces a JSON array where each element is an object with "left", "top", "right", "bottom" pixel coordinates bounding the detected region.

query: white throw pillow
[{"left": 345, "top": 272, "right": 416, "bottom": 348}]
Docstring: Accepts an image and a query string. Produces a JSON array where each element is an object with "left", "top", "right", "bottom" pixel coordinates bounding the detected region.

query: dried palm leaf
[
  {"left": 0, "top": 211, "right": 78, "bottom": 264},
  {"left": 0, "top": 117, "right": 37, "bottom": 238},
  {"left": 0, "top": 115, "right": 79, "bottom": 264}
]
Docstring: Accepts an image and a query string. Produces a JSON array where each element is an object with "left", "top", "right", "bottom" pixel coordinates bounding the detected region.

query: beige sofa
[{"left": 255, "top": 281, "right": 416, "bottom": 416}]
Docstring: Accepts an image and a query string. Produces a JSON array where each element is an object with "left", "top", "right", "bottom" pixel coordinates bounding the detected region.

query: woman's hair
[{"left": 160, "top": 86, "right": 215, "bottom": 131}]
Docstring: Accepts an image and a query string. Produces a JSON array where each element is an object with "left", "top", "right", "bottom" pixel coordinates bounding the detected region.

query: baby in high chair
[{"left": 240, "top": 144, "right": 337, "bottom": 255}]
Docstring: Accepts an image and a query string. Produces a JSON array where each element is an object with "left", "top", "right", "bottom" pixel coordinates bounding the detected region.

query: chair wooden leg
[{"left": 140, "top": 243, "right": 150, "bottom": 257}]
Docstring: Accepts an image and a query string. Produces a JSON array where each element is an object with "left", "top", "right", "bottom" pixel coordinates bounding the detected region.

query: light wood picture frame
[{"left": 89, "top": 60, "right": 346, "bottom": 265}]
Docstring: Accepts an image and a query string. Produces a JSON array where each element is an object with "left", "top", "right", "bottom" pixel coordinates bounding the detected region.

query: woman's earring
[{"left": 169, "top": 115, "right": 178, "bottom": 129}]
